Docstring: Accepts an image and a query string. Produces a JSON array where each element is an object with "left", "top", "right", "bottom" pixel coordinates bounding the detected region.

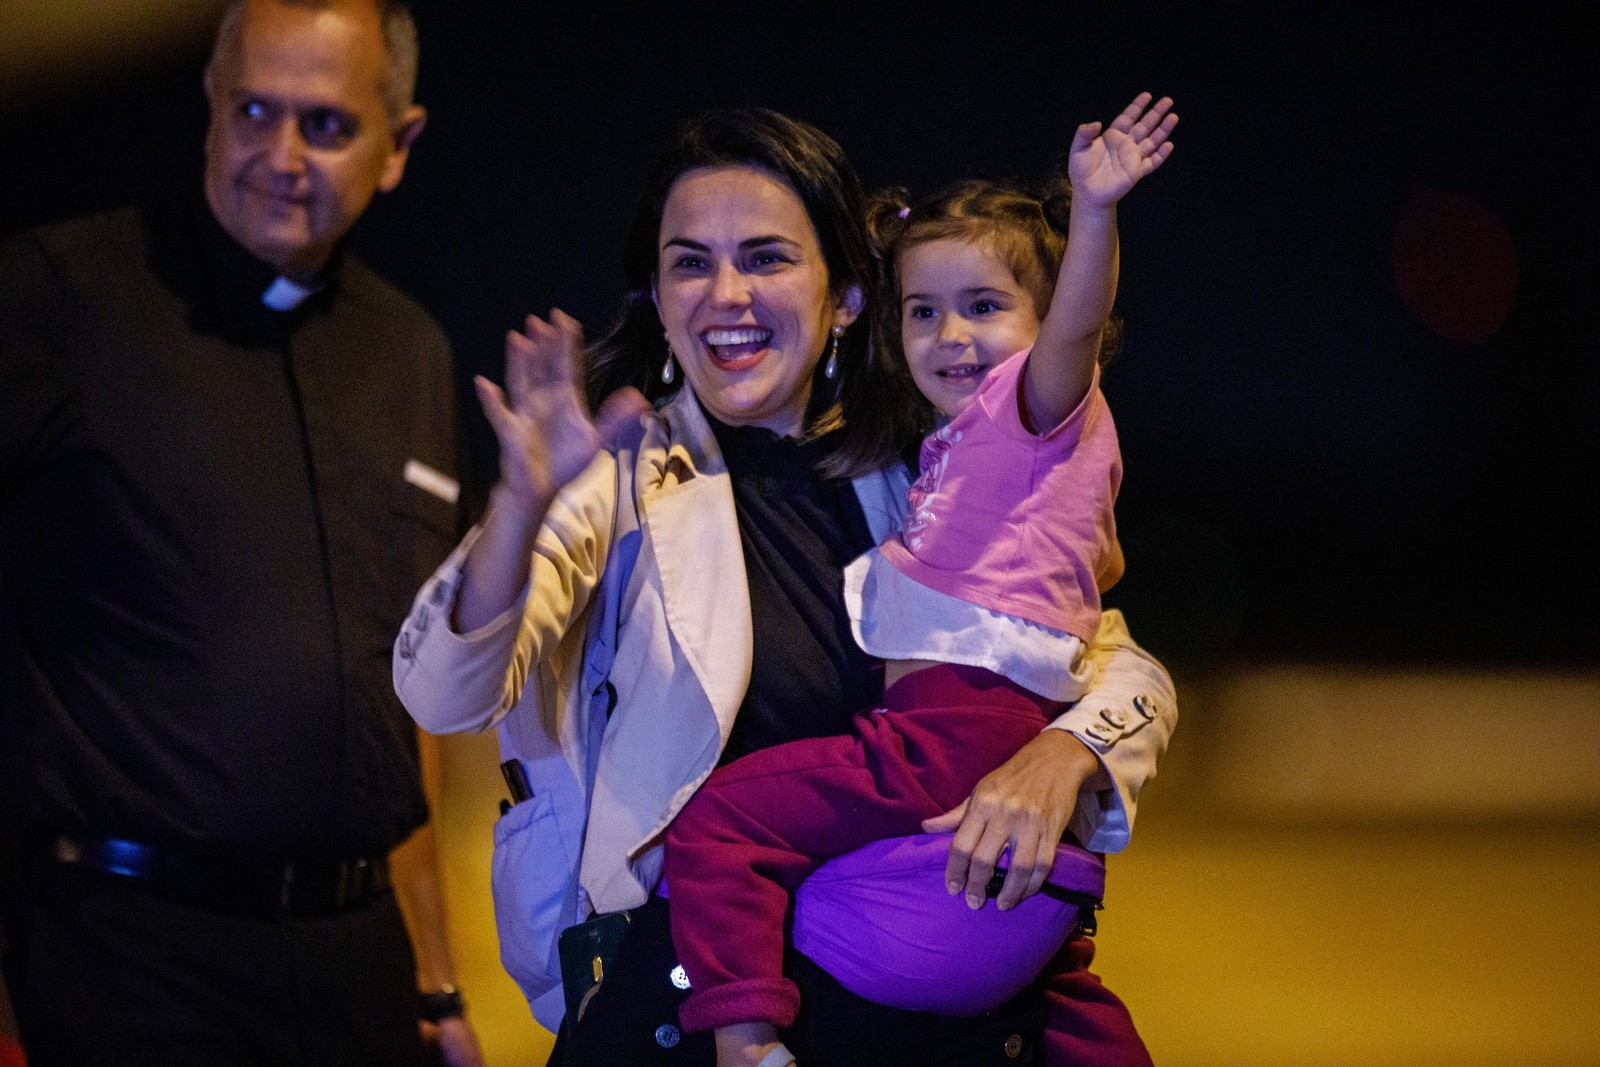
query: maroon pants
[
  {"left": 664, "top": 663, "right": 1151, "bottom": 1065},
  {"left": 1041, "top": 934, "right": 1155, "bottom": 1067}
]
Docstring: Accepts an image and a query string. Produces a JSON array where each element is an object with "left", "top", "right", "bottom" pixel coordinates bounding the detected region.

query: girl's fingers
[
  {"left": 1143, "top": 110, "right": 1180, "bottom": 151},
  {"left": 1109, "top": 90, "right": 1153, "bottom": 133},
  {"left": 1135, "top": 114, "right": 1178, "bottom": 168},
  {"left": 1139, "top": 140, "right": 1177, "bottom": 177},
  {"left": 1128, "top": 95, "right": 1175, "bottom": 141},
  {"left": 1071, "top": 121, "right": 1102, "bottom": 154}
]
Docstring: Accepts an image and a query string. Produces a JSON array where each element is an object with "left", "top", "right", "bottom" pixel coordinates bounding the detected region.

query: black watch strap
[{"left": 418, "top": 985, "right": 465, "bottom": 1023}]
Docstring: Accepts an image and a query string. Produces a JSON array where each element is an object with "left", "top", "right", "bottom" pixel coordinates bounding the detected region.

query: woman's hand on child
[
  {"left": 475, "top": 310, "right": 644, "bottom": 511},
  {"left": 1069, "top": 91, "right": 1178, "bottom": 208},
  {"left": 922, "top": 730, "right": 1103, "bottom": 911}
]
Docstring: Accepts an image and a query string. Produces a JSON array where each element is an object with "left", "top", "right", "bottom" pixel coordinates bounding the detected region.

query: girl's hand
[
  {"left": 922, "top": 730, "right": 1102, "bottom": 910},
  {"left": 1069, "top": 92, "right": 1178, "bottom": 208},
  {"left": 474, "top": 310, "right": 601, "bottom": 510}
]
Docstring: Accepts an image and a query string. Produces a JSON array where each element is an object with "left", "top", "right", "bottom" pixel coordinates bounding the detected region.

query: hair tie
[{"left": 897, "top": 206, "right": 911, "bottom": 219}]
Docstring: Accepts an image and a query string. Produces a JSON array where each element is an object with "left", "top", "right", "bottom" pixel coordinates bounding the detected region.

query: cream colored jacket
[{"left": 394, "top": 386, "right": 1177, "bottom": 1027}]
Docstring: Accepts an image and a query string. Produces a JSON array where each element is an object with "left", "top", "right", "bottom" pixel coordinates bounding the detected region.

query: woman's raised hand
[
  {"left": 1069, "top": 91, "right": 1178, "bottom": 209},
  {"left": 454, "top": 311, "right": 649, "bottom": 635},
  {"left": 475, "top": 310, "right": 601, "bottom": 511}
]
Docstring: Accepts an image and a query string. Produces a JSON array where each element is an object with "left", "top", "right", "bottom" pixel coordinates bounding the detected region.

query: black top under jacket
[
  {"left": 703, "top": 409, "right": 884, "bottom": 762},
  {"left": 0, "top": 197, "right": 463, "bottom": 865}
]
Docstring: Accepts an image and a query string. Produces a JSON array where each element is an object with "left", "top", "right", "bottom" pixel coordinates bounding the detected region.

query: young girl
[{"left": 664, "top": 92, "right": 1177, "bottom": 1067}]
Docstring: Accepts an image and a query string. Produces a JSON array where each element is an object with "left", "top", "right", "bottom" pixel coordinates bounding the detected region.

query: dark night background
[{"left": 4, "top": 0, "right": 1595, "bottom": 673}]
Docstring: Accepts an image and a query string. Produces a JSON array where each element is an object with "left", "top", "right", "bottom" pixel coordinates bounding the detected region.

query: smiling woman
[
  {"left": 653, "top": 166, "right": 862, "bottom": 437},
  {"left": 586, "top": 107, "right": 922, "bottom": 479},
  {"left": 394, "top": 107, "right": 1176, "bottom": 1066}
]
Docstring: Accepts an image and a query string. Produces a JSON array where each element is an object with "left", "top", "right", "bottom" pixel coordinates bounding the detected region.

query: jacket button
[
  {"left": 1004, "top": 1033, "right": 1023, "bottom": 1058},
  {"left": 669, "top": 964, "right": 691, "bottom": 990},
  {"left": 655, "top": 1024, "right": 680, "bottom": 1048}
]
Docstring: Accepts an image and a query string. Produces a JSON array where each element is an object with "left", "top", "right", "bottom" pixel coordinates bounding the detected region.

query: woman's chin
[{"left": 700, "top": 387, "right": 805, "bottom": 436}]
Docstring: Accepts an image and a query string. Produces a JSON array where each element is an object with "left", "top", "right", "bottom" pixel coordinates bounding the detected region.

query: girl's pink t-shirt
[{"left": 875, "top": 349, "right": 1121, "bottom": 644}]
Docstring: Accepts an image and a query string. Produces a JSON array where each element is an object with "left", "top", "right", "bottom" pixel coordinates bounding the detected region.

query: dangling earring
[
  {"left": 823, "top": 325, "right": 843, "bottom": 381},
  {"left": 661, "top": 344, "right": 677, "bottom": 385}
]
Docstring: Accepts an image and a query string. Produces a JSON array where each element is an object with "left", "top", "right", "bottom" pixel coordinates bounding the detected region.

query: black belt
[{"left": 40, "top": 835, "right": 392, "bottom": 917}]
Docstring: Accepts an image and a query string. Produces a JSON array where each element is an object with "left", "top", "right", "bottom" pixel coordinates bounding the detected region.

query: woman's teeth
[{"left": 704, "top": 328, "right": 772, "bottom": 351}]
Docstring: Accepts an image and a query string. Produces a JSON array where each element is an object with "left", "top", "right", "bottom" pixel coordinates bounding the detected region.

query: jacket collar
[{"left": 639, "top": 388, "right": 753, "bottom": 731}]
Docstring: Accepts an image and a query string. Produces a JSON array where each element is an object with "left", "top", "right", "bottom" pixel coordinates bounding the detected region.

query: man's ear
[{"left": 379, "top": 105, "right": 428, "bottom": 192}]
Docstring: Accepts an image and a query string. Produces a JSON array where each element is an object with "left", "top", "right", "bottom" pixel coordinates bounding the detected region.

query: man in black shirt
[{"left": 0, "top": 2, "right": 483, "bottom": 1063}]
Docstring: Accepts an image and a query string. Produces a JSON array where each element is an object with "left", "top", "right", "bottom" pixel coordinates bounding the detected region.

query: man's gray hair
[{"left": 207, "top": 0, "right": 419, "bottom": 123}]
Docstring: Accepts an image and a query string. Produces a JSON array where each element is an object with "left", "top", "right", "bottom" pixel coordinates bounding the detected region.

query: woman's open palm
[{"left": 475, "top": 311, "right": 603, "bottom": 508}]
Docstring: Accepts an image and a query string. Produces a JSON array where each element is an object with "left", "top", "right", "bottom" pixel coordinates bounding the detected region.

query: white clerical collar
[{"left": 261, "top": 275, "right": 320, "bottom": 311}]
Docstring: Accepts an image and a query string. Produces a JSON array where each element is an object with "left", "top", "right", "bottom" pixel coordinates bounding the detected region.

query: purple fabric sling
[{"left": 790, "top": 833, "right": 1104, "bottom": 1015}]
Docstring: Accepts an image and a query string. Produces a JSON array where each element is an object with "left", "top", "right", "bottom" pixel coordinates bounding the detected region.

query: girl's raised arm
[{"left": 1023, "top": 92, "right": 1176, "bottom": 431}]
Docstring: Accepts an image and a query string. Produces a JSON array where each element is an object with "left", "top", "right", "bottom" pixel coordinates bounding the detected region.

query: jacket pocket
[{"left": 491, "top": 789, "right": 577, "bottom": 1007}]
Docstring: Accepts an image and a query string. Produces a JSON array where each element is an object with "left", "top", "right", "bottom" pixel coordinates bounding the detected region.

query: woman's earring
[
  {"left": 823, "top": 326, "right": 843, "bottom": 381},
  {"left": 661, "top": 346, "right": 677, "bottom": 385}
]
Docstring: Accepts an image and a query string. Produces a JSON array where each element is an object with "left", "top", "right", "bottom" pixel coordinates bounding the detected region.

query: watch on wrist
[{"left": 418, "top": 985, "right": 465, "bottom": 1023}]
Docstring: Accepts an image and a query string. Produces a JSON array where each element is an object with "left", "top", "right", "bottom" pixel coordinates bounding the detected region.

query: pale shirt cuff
[{"left": 1044, "top": 718, "right": 1133, "bottom": 853}]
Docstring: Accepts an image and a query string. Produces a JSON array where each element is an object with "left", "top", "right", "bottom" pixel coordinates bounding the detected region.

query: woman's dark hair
[
  {"left": 587, "top": 107, "right": 926, "bottom": 478},
  {"left": 865, "top": 176, "right": 1123, "bottom": 381}
]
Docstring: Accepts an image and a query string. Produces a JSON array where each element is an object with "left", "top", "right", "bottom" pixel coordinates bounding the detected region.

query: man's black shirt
[{"left": 0, "top": 198, "right": 462, "bottom": 864}]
